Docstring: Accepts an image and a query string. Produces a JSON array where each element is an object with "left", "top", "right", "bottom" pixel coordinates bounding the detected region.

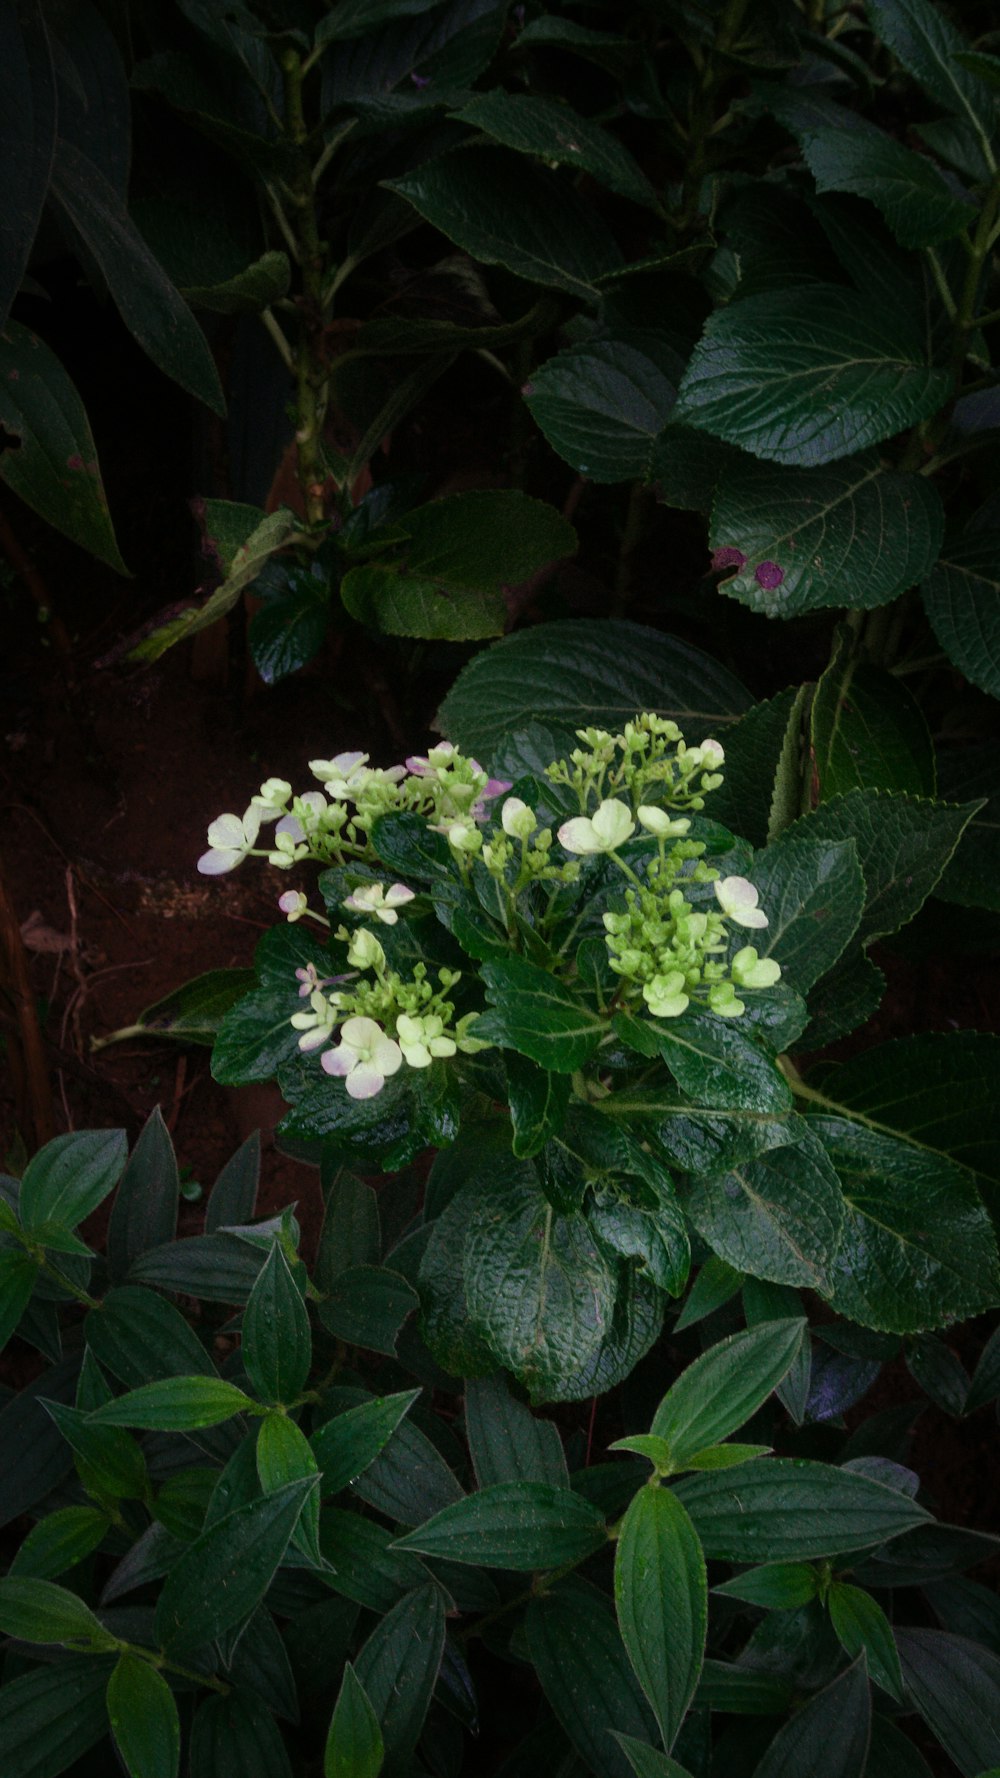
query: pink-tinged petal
[
  {"left": 384, "top": 884, "right": 415, "bottom": 907},
  {"left": 345, "top": 1066, "right": 384, "bottom": 1099},
  {"left": 321, "top": 1046, "right": 354, "bottom": 1076},
  {"left": 405, "top": 755, "right": 430, "bottom": 775},
  {"left": 558, "top": 817, "right": 599, "bottom": 854},
  {"left": 297, "top": 1026, "right": 330, "bottom": 1052},
  {"left": 483, "top": 777, "right": 513, "bottom": 799},
  {"left": 197, "top": 849, "right": 241, "bottom": 875}
]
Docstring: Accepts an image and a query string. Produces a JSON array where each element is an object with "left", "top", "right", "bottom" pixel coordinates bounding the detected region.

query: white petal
[
  {"left": 197, "top": 848, "right": 242, "bottom": 875},
  {"left": 207, "top": 813, "right": 245, "bottom": 849},
  {"left": 591, "top": 799, "right": 636, "bottom": 849},
  {"left": 321, "top": 1045, "right": 355, "bottom": 1076},
  {"left": 373, "top": 1035, "right": 403, "bottom": 1075},
  {"left": 345, "top": 1066, "right": 385, "bottom": 1099},
  {"left": 558, "top": 817, "right": 599, "bottom": 854}
]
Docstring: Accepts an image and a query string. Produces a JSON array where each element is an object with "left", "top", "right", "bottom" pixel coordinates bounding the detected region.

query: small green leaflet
[{"left": 106, "top": 1654, "right": 181, "bottom": 1778}]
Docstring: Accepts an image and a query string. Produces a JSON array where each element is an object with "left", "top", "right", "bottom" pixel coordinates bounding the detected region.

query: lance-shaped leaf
[
  {"left": 828, "top": 1582, "right": 904, "bottom": 1700},
  {"left": 94, "top": 969, "right": 255, "bottom": 1053},
  {"left": 257, "top": 1412, "right": 322, "bottom": 1567},
  {"left": 750, "top": 1656, "right": 870, "bottom": 1777},
  {"left": 0, "top": 1656, "right": 112, "bottom": 1778},
  {"left": 0, "top": 1252, "right": 39, "bottom": 1354},
  {"left": 921, "top": 532, "right": 1000, "bottom": 700},
  {"left": 18, "top": 1129, "right": 127, "bottom": 1237},
  {"left": 612, "top": 1741, "right": 696, "bottom": 1778},
  {"left": 9, "top": 1504, "right": 110, "bottom": 1580},
  {"left": 129, "top": 508, "right": 300, "bottom": 663},
  {"left": 465, "top": 1373, "right": 568, "bottom": 1487},
  {"left": 325, "top": 1664, "right": 383, "bottom": 1778},
  {"left": 394, "top": 1480, "right": 607, "bottom": 1569},
  {"left": 614, "top": 1484, "right": 707, "bottom": 1750},
  {"left": 154, "top": 1476, "right": 317, "bottom": 1652},
  {"left": 242, "top": 1243, "right": 311, "bottom": 1406},
  {"left": 673, "top": 286, "right": 950, "bottom": 468},
  {"left": 354, "top": 1584, "right": 445, "bottom": 1778},
  {"left": 710, "top": 451, "right": 943, "bottom": 616},
  {"left": 106, "top": 1108, "right": 178, "bottom": 1283},
  {"left": 0, "top": 1576, "right": 117, "bottom": 1650},
  {"left": 0, "top": 322, "right": 128, "bottom": 571},
  {"left": 107, "top": 1654, "right": 180, "bottom": 1778},
  {"left": 190, "top": 1692, "right": 293, "bottom": 1778},
  {"left": 88, "top": 1376, "right": 256, "bottom": 1431},
  {"left": 896, "top": 1628, "right": 1000, "bottom": 1777},
  {"left": 714, "top": 1562, "right": 820, "bottom": 1610},
  {"left": 438, "top": 618, "right": 751, "bottom": 765},
  {"left": 454, "top": 92, "right": 659, "bottom": 209},
  {"left": 311, "top": 1390, "right": 420, "bottom": 1496},
  {"left": 673, "top": 1458, "right": 928, "bottom": 1561},
  {"left": 648, "top": 1319, "right": 807, "bottom": 1468},
  {"left": 85, "top": 1285, "right": 217, "bottom": 1389},
  {"left": 0, "top": 6, "right": 56, "bottom": 329},
  {"left": 526, "top": 1586, "right": 659, "bottom": 1778}
]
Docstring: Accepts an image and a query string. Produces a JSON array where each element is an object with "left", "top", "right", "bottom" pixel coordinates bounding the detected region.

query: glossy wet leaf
[
  {"left": 506, "top": 1058, "right": 572, "bottom": 1160},
  {"left": 748, "top": 835, "right": 864, "bottom": 995},
  {"left": 257, "top": 1412, "right": 322, "bottom": 1566},
  {"left": 525, "top": 339, "right": 677, "bottom": 482},
  {"left": 673, "top": 1458, "right": 928, "bottom": 1560},
  {"left": 811, "top": 643, "right": 936, "bottom": 800},
  {"left": 648, "top": 1012, "right": 791, "bottom": 1115},
  {"left": 615, "top": 1484, "right": 707, "bottom": 1749},
  {"left": 318, "top": 1264, "right": 417, "bottom": 1356},
  {"left": 394, "top": 1480, "right": 606, "bottom": 1569},
  {"left": 106, "top": 1655, "right": 180, "bottom": 1778},
  {"left": 88, "top": 1376, "right": 255, "bottom": 1430},
  {"left": 478, "top": 957, "right": 604, "bottom": 1072},
  {"left": 154, "top": 1475, "right": 316, "bottom": 1651},
  {"left": 650, "top": 1319, "right": 807, "bottom": 1467}
]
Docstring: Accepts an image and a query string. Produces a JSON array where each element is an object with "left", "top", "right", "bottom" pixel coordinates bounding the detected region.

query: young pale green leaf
[
  {"left": 525, "top": 339, "right": 677, "bottom": 483},
  {"left": 674, "top": 1458, "right": 928, "bottom": 1561},
  {"left": 896, "top": 1628, "right": 1000, "bottom": 1776},
  {"left": 18, "top": 1129, "right": 127, "bottom": 1238},
  {"left": 385, "top": 147, "right": 621, "bottom": 301},
  {"left": 85, "top": 1284, "right": 217, "bottom": 1388},
  {"left": 154, "top": 1476, "right": 317, "bottom": 1652},
  {"left": 0, "top": 1251, "right": 40, "bottom": 1353},
  {"left": 811, "top": 646, "right": 936, "bottom": 801},
  {"left": 438, "top": 618, "right": 750, "bottom": 766},
  {"left": 921, "top": 534, "right": 1000, "bottom": 700},
  {"left": 106, "top": 1654, "right": 180, "bottom": 1778},
  {"left": 324, "top": 1664, "right": 384, "bottom": 1778},
  {"left": 648, "top": 1013, "right": 792, "bottom": 1116},
  {"left": 0, "top": 1576, "right": 116, "bottom": 1650},
  {"left": 310, "top": 1390, "right": 421, "bottom": 1495},
  {"left": 750, "top": 1656, "right": 870, "bottom": 1777},
  {"left": 683, "top": 1134, "right": 845, "bottom": 1292},
  {"left": 711, "top": 452, "right": 943, "bottom": 617},
  {"left": 675, "top": 1255, "right": 744, "bottom": 1331},
  {"left": 747, "top": 836, "right": 865, "bottom": 995},
  {"left": 610, "top": 1433, "right": 674, "bottom": 1469},
  {"left": 354, "top": 1584, "right": 445, "bottom": 1777},
  {"left": 465, "top": 1373, "right": 569, "bottom": 1487},
  {"left": 828, "top": 1581, "right": 905, "bottom": 1700},
  {"left": 256, "top": 1411, "right": 322, "bottom": 1566},
  {"left": 526, "top": 1586, "right": 659, "bottom": 1778},
  {"left": 87, "top": 1376, "right": 255, "bottom": 1430},
  {"left": 0, "top": 322, "right": 128, "bottom": 572},
  {"left": 614, "top": 1484, "right": 707, "bottom": 1750},
  {"left": 714, "top": 1562, "right": 820, "bottom": 1609},
  {"left": 189, "top": 1692, "right": 293, "bottom": 1778},
  {"left": 393, "top": 1480, "right": 607, "bottom": 1569},
  {"left": 242, "top": 1242, "right": 311, "bottom": 1406},
  {"left": 812, "top": 1115, "right": 1000, "bottom": 1331},
  {"left": 612, "top": 1735, "right": 696, "bottom": 1777},
  {"left": 106, "top": 1108, "right": 179, "bottom": 1283},
  {"left": 9, "top": 1505, "right": 109, "bottom": 1579},
  {"left": 650, "top": 1319, "right": 806, "bottom": 1468},
  {"left": 478, "top": 956, "right": 605, "bottom": 1072},
  {"left": 0, "top": 1655, "right": 113, "bottom": 1778},
  {"left": 674, "top": 286, "right": 950, "bottom": 468}
]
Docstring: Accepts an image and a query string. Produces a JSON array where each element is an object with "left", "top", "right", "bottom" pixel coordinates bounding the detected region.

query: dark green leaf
[
  {"left": 525, "top": 340, "right": 676, "bottom": 483},
  {"left": 921, "top": 533, "right": 1000, "bottom": 699},
  {"left": 0, "top": 7, "right": 56, "bottom": 330},
  {"left": 346, "top": 1404, "right": 465, "bottom": 1527},
  {"left": 97, "top": 969, "right": 255, "bottom": 1051},
  {"left": 43, "top": 1398, "right": 147, "bottom": 1501},
  {"left": 465, "top": 1373, "right": 568, "bottom": 1487},
  {"left": 674, "top": 287, "right": 950, "bottom": 467},
  {"left": 49, "top": 142, "right": 224, "bottom": 413},
  {"left": 315, "top": 1169, "right": 380, "bottom": 1288},
  {"left": 682, "top": 1133, "right": 845, "bottom": 1292},
  {"left": 318, "top": 1264, "right": 417, "bottom": 1357},
  {"left": 650, "top": 1319, "right": 807, "bottom": 1467},
  {"left": 205, "top": 1132, "right": 260, "bottom": 1232},
  {"left": 526, "top": 1586, "right": 658, "bottom": 1778},
  {"left": 714, "top": 1562, "right": 819, "bottom": 1609},
  {"left": 896, "top": 1628, "right": 1000, "bottom": 1776},
  {"left": 612, "top": 1740, "right": 695, "bottom": 1778},
  {"left": 966, "top": 1325, "right": 1000, "bottom": 1414},
  {"left": 394, "top": 1480, "right": 606, "bottom": 1569},
  {"left": 89, "top": 1376, "right": 254, "bottom": 1430},
  {"left": 126, "top": 1231, "right": 266, "bottom": 1303},
  {"left": 189, "top": 1692, "right": 292, "bottom": 1778},
  {"left": 506, "top": 1058, "right": 572, "bottom": 1160},
  {"left": 479, "top": 957, "right": 604, "bottom": 1072},
  {"left": 256, "top": 1411, "right": 322, "bottom": 1566},
  {"left": 19, "top": 1129, "right": 126, "bottom": 1237},
  {"left": 828, "top": 1582, "right": 904, "bottom": 1699},
  {"left": 107, "top": 1109, "right": 179, "bottom": 1283},
  {"left": 0, "top": 1576, "right": 116, "bottom": 1649},
  {"left": 318, "top": 1508, "right": 432, "bottom": 1613},
  {"left": 325, "top": 1664, "right": 383, "bottom": 1778},
  {"left": 936, "top": 745, "right": 1000, "bottom": 912},
  {"left": 0, "top": 1250, "right": 39, "bottom": 1351},
  {"left": 801, "top": 123, "right": 975, "bottom": 248},
  {"left": 249, "top": 578, "right": 328, "bottom": 683},
  {"left": 866, "top": 0, "right": 998, "bottom": 137},
  {"left": 615, "top": 1485, "right": 706, "bottom": 1749},
  {"left": 354, "top": 1584, "right": 445, "bottom": 1777},
  {"left": 750, "top": 1656, "right": 870, "bottom": 1777},
  {"left": 648, "top": 1012, "right": 791, "bottom": 1115},
  {"left": 812, "top": 644, "right": 936, "bottom": 800},
  {"left": 385, "top": 147, "right": 621, "bottom": 300},
  {"left": 106, "top": 1654, "right": 180, "bottom": 1778},
  {"left": 439, "top": 620, "right": 750, "bottom": 767},
  {"left": 311, "top": 1390, "right": 420, "bottom": 1495},
  {"left": 154, "top": 1476, "right": 317, "bottom": 1651},
  {"left": 242, "top": 1242, "right": 311, "bottom": 1406},
  {"left": 710, "top": 452, "right": 943, "bottom": 616},
  {"left": 454, "top": 93, "right": 658, "bottom": 208},
  {"left": 674, "top": 1458, "right": 928, "bottom": 1560},
  {"left": 749, "top": 835, "right": 865, "bottom": 994},
  {"left": 0, "top": 1655, "right": 112, "bottom": 1778},
  {"left": 708, "top": 690, "right": 800, "bottom": 851},
  {"left": 9, "top": 1505, "right": 109, "bottom": 1580},
  {"left": 85, "top": 1285, "right": 216, "bottom": 1388}
]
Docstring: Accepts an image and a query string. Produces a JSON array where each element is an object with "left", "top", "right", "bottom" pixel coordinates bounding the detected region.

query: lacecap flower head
[{"left": 198, "top": 806, "right": 261, "bottom": 875}]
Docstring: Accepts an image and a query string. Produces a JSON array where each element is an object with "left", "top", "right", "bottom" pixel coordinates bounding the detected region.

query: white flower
[
  {"left": 346, "top": 928, "right": 386, "bottom": 971},
  {"left": 643, "top": 972, "right": 690, "bottom": 1019},
  {"left": 197, "top": 806, "right": 261, "bottom": 875},
  {"left": 291, "top": 989, "right": 340, "bottom": 1051},
  {"left": 637, "top": 806, "right": 691, "bottom": 839},
  {"left": 696, "top": 738, "right": 725, "bottom": 769},
  {"left": 343, "top": 882, "right": 415, "bottom": 925},
  {"left": 251, "top": 777, "right": 292, "bottom": 817},
  {"left": 278, "top": 890, "right": 308, "bottom": 923},
  {"left": 731, "top": 946, "right": 781, "bottom": 988},
  {"left": 395, "top": 1013, "right": 457, "bottom": 1069},
  {"left": 321, "top": 1017, "right": 403, "bottom": 1099},
  {"left": 439, "top": 820, "right": 483, "bottom": 855},
  {"left": 558, "top": 799, "right": 636, "bottom": 855},
  {"left": 501, "top": 796, "right": 537, "bottom": 840},
  {"left": 715, "top": 876, "right": 768, "bottom": 929},
  {"left": 309, "top": 751, "right": 368, "bottom": 793}
]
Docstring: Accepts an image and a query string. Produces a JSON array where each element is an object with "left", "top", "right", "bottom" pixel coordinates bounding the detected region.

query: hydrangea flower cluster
[{"left": 198, "top": 715, "right": 780, "bottom": 1098}]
